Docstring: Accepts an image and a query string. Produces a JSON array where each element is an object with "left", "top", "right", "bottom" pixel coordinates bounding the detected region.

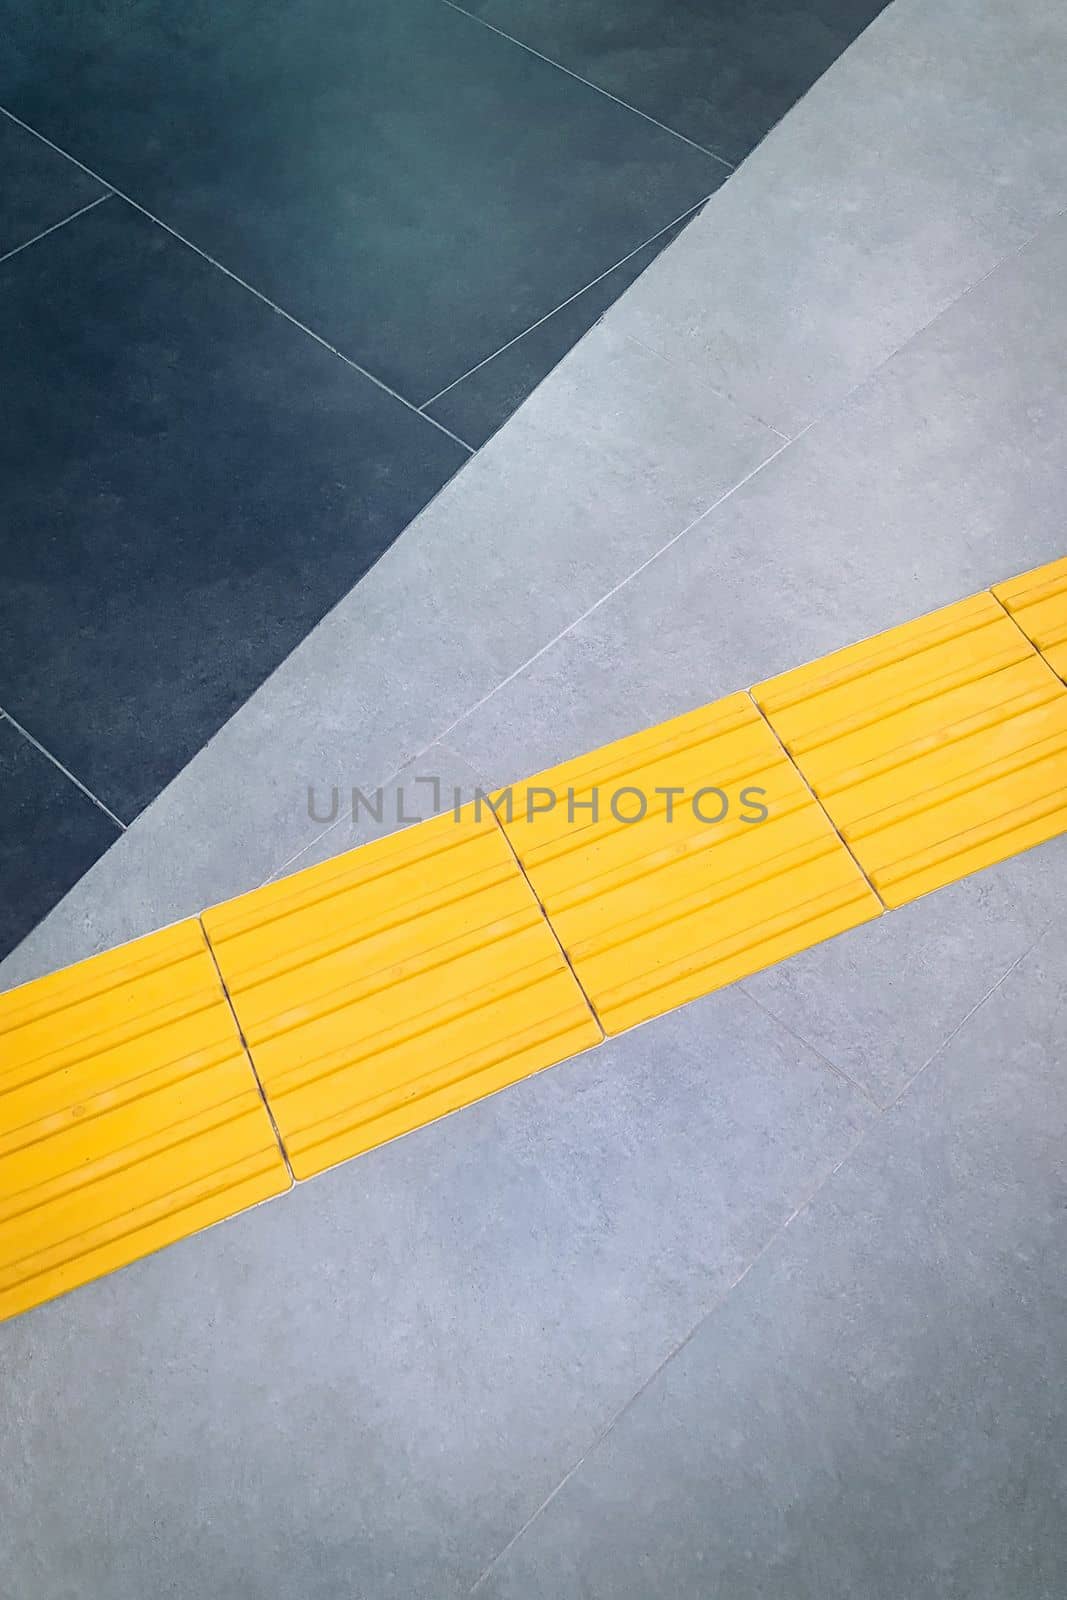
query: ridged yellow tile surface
[
  {"left": 499, "top": 694, "right": 881, "bottom": 1036},
  {"left": 202, "top": 806, "right": 601, "bottom": 1180},
  {"left": 994, "top": 555, "right": 1067, "bottom": 682},
  {"left": 754, "top": 592, "right": 1067, "bottom": 909},
  {"left": 0, "top": 921, "right": 289, "bottom": 1322}
]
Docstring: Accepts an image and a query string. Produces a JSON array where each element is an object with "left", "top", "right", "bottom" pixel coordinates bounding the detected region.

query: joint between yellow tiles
[
  {"left": 989, "top": 582, "right": 1061, "bottom": 670},
  {"left": 741, "top": 687, "right": 889, "bottom": 914},
  {"left": 991, "top": 555, "right": 1067, "bottom": 685},
  {"left": 485, "top": 802, "right": 607, "bottom": 1045},
  {"left": 988, "top": 582, "right": 1033, "bottom": 641},
  {"left": 199, "top": 914, "right": 296, "bottom": 1185}
]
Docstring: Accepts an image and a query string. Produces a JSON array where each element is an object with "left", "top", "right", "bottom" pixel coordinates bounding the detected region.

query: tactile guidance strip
[
  {"left": 4, "top": 557, "right": 1067, "bottom": 1322},
  {"left": 203, "top": 804, "right": 601, "bottom": 1181},
  {"left": 994, "top": 555, "right": 1067, "bottom": 683},
  {"left": 754, "top": 591, "right": 1067, "bottom": 909},
  {"left": 0, "top": 920, "right": 290, "bottom": 1322},
  {"left": 498, "top": 692, "right": 882, "bottom": 1036}
]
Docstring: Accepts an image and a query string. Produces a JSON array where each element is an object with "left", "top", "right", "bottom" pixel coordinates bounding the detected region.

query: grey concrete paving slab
[
  {"left": 743, "top": 831, "right": 1067, "bottom": 1105},
  {"left": 477, "top": 915, "right": 1067, "bottom": 1600},
  {"left": 277, "top": 742, "right": 492, "bottom": 879},
  {"left": 0, "top": 324, "right": 777, "bottom": 990},
  {"left": 0, "top": 985, "right": 871, "bottom": 1600},
  {"left": 606, "top": 0, "right": 1067, "bottom": 435},
  {"left": 450, "top": 207, "right": 1067, "bottom": 788}
]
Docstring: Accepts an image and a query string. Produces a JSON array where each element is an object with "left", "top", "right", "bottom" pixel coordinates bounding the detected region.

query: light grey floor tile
[
  {"left": 267, "top": 741, "right": 491, "bottom": 881},
  {"left": 0, "top": 987, "right": 871, "bottom": 1600},
  {"left": 0, "top": 324, "right": 776, "bottom": 990},
  {"left": 607, "top": 0, "right": 1067, "bottom": 435},
  {"left": 450, "top": 209, "right": 1067, "bottom": 785},
  {"left": 743, "top": 832, "right": 1067, "bottom": 1105},
  {"left": 478, "top": 916, "right": 1067, "bottom": 1600}
]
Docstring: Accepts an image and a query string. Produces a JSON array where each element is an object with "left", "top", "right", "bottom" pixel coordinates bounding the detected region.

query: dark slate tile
[
  {"left": 0, "top": 114, "right": 105, "bottom": 259},
  {"left": 425, "top": 211, "right": 692, "bottom": 446},
  {"left": 0, "top": 199, "right": 466, "bottom": 822},
  {"left": 462, "top": 0, "right": 891, "bottom": 164},
  {"left": 0, "top": 717, "right": 120, "bottom": 961},
  {"left": 480, "top": 919, "right": 1067, "bottom": 1599},
  {"left": 0, "top": 0, "right": 726, "bottom": 403}
]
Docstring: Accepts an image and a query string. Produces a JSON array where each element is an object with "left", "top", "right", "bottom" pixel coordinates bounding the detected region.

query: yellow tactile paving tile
[
  {"left": 994, "top": 554, "right": 1067, "bottom": 682},
  {"left": 202, "top": 806, "right": 601, "bottom": 1180},
  {"left": 753, "top": 591, "right": 1067, "bottom": 910},
  {"left": 0, "top": 920, "right": 289, "bottom": 1322},
  {"left": 498, "top": 693, "right": 881, "bottom": 1036}
]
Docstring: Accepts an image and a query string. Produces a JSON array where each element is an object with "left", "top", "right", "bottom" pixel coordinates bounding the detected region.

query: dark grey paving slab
[
  {"left": 606, "top": 0, "right": 1067, "bottom": 433},
  {"left": 478, "top": 916, "right": 1067, "bottom": 1600},
  {"left": 0, "top": 198, "right": 465, "bottom": 828},
  {"left": 424, "top": 213, "right": 693, "bottom": 447},
  {"left": 0, "top": 322, "right": 777, "bottom": 990},
  {"left": 0, "top": 0, "right": 725, "bottom": 404},
  {"left": 0, "top": 985, "right": 871, "bottom": 1600},
  {"left": 462, "top": 0, "right": 889, "bottom": 164},
  {"left": 0, "top": 716, "right": 120, "bottom": 959},
  {"left": 0, "top": 113, "right": 105, "bottom": 258}
]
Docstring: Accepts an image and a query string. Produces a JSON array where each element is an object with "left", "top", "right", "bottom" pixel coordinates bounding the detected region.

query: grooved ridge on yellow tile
[
  {"left": 202, "top": 805, "right": 601, "bottom": 1180},
  {"left": 0, "top": 920, "right": 290, "bottom": 1322},
  {"left": 498, "top": 693, "right": 881, "bottom": 1036},
  {"left": 994, "top": 554, "right": 1067, "bottom": 683},
  {"left": 754, "top": 591, "right": 1067, "bottom": 909}
]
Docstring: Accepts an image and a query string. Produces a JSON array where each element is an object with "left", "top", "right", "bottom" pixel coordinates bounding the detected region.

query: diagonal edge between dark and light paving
[{"left": 3, "top": 0, "right": 1066, "bottom": 997}]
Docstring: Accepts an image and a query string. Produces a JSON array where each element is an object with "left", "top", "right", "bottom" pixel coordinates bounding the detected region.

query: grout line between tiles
[
  {"left": 418, "top": 194, "right": 713, "bottom": 411},
  {"left": 0, "top": 706, "right": 127, "bottom": 829},
  {"left": 743, "top": 688, "right": 888, "bottom": 912},
  {"left": 621, "top": 330, "right": 791, "bottom": 439},
  {"left": 438, "top": 0, "right": 735, "bottom": 169},
  {"left": 419, "top": 429, "right": 802, "bottom": 757},
  {"left": 886, "top": 920, "right": 1055, "bottom": 1113},
  {"left": 468, "top": 1114, "right": 873, "bottom": 1592},
  {"left": 0, "top": 190, "right": 112, "bottom": 267},
  {"left": 199, "top": 915, "right": 295, "bottom": 1184},
  {"left": 739, "top": 984, "right": 882, "bottom": 1109},
  {"left": 789, "top": 202, "right": 1067, "bottom": 446},
  {"left": 0, "top": 105, "right": 475, "bottom": 455}
]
